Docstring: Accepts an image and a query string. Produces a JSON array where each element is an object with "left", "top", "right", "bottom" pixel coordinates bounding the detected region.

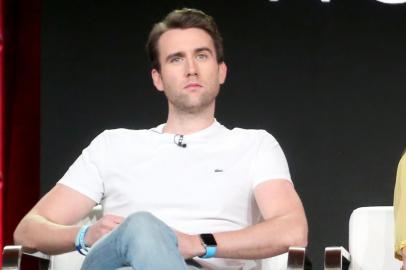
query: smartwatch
[{"left": 199, "top": 233, "right": 217, "bottom": 258}]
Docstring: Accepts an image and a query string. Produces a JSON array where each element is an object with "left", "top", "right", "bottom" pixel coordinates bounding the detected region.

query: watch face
[{"left": 200, "top": 233, "right": 217, "bottom": 246}]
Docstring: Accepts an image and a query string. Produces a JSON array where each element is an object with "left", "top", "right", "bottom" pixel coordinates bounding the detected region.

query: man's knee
[
  {"left": 119, "top": 212, "right": 176, "bottom": 245},
  {"left": 125, "top": 211, "right": 159, "bottom": 228}
]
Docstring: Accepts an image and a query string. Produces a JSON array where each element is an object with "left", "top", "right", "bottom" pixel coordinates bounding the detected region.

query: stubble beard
[{"left": 166, "top": 88, "right": 219, "bottom": 114}]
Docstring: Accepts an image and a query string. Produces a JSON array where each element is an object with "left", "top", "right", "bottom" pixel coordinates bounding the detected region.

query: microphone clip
[{"left": 174, "top": 134, "right": 187, "bottom": 148}]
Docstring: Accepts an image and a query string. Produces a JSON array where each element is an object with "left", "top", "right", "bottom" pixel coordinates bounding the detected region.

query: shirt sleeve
[
  {"left": 394, "top": 153, "right": 406, "bottom": 260},
  {"left": 250, "top": 130, "right": 292, "bottom": 188},
  {"left": 58, "top": 131, "right": 107, "bottom": 203}
]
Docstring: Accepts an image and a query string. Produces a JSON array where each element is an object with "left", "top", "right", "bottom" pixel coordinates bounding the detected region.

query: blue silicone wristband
[
  {"left": 200, "top": 246, "right": 217, "bottom": 258},
  {"left": 75, "top": 224, "right": 90, "bottom": 256}
]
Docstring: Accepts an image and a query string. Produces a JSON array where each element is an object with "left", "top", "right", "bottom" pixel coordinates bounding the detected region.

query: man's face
[{"left": 151, "top": 28, "right": 227, "bottom": 114}]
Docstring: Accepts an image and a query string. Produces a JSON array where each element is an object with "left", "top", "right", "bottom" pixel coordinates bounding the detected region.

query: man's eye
[
  {"left": 196, "top": 54, "right": 208, "bottom": 61},
  {"left": 170, "top": 57, "right": 183, "bottom": 63}
]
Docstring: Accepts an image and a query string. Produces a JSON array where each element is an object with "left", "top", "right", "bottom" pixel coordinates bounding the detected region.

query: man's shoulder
[
  {"left": 401, "top": 152, "right": 406, "bottom": 162},
  {"left": 91, "top": 127, "right": 156, "bottom": 146},
  {"left": 227, "top": 126, "right": 278, "bottom": 143},
  {"left": 102, "top": 127, "right": 151, "bottom": 136},
  {"left": 399, "top": 153, "right": 406, "bottom": 170}
]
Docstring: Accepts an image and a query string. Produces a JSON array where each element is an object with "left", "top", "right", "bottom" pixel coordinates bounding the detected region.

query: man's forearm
[
  {"left": 212, "top": 214, "right": 307, "bottom": 259},
  {"left": 14, "top": 213, "right": 80, "bottom": 255}
]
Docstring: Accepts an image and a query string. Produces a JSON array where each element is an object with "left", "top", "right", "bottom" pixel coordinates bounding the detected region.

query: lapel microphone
[{"left": 174, "top": 134, "right": 187, "bottom": 148}]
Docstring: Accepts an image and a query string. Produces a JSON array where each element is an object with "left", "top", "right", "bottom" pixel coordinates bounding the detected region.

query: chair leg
[
  {"left": 3, "top": 245, "right": 23, "bottom": 270},
  {"left": 324, "top": 246, "right": 350, "bottom": 270},
  {"left": 287, "top": 246, "right": 312, "bottom": 270}
]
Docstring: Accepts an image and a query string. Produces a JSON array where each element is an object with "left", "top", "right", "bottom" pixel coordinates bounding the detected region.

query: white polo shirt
[{"left": 59, "top": 120, "right": 292, "bottom": 269}]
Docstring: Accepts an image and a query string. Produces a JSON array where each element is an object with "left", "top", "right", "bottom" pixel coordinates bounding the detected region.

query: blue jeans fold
[{"left": 80, "top": 211, "right": 189, "bottom": 270}]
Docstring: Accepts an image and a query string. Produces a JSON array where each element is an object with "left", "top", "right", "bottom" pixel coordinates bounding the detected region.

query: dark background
[{"left": 41, "top": 0, "right": 406, "bottom": 268}]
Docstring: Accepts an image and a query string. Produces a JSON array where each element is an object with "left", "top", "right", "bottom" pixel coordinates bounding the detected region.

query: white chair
[
  {"left": 3, "top": 206, "right": 310, "bottom": 270},
  {"left": 3, "top": 246, "right": 309, "bottom": 270},
  {"left": 324, "top": 206, "right": 402, "bottom": 270}
]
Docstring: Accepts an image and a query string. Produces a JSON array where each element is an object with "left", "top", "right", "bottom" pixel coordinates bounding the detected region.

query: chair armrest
[
  {"left": 3, "top": 245, "right": 23, "bottom": 270},
  {"left": 5, "top": 245, "right": 310, "bottom": 270},
  {"left": 324, "top": 246, "right": 350, "bottom": 270},
  {"left": 287, "top": 246, "right": 312, "bottom": 270},
  {"left": 2, "top": 245, "right": 50, "bottom": 270}
]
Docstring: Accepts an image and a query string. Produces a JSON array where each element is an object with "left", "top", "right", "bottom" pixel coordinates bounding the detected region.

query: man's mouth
[{"left": 184, "top": 83, "right": 202, "bottom": 89}]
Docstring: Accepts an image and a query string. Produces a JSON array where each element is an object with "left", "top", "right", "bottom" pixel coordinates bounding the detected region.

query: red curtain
[
  {"left": 0, "top": 0, "right": 5, "bottom": 267},
  {"left": 2, "top": 0, "right": 41, "bottom": 257}
]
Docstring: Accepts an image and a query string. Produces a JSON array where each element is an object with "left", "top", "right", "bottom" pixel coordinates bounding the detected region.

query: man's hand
[
  {"left": 85, "top": 214, "right": 124, "bottom": 247},
  {"left": 174, "top": 230, "right": 205, "bottom": 259}
]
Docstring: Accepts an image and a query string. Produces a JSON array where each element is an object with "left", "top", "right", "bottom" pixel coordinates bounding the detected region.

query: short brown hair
[{"left": 146, "top": 8, "right": 224, "bottom": 71}]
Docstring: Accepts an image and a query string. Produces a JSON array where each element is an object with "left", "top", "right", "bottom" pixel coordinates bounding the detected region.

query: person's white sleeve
[
  {"left": 58, "top": 131, "right": 107, "bottom": 203},
  {"left": 250, "top": 130, "right": 292, "bottom": 188}
]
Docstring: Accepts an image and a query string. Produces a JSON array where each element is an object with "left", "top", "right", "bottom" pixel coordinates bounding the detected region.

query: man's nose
[{"left": 185, "top": 57, "right": 198, "bottom": 77}]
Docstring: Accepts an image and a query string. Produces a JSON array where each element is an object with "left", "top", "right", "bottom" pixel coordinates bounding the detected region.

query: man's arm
[
  {"left": 13, "top": 183, "right": 123, "bottom": 255},
  {"left": 177, "top": 179, "right": 308, "bottom": 259},
  {"left": 394, "top": 154, "right": 406, "bottom": 267}
]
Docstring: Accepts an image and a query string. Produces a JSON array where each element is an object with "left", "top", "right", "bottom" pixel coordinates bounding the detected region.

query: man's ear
[
  {"left": 219, "top": 62, "right": 227, "bottom": 85},
  {"left": 151, "top": 69, "right": 164, "bottom": 91}
]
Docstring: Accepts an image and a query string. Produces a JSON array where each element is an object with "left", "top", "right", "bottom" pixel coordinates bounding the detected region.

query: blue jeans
[{"left": 81, "top": 212, "right": 203, "bottom": 270}]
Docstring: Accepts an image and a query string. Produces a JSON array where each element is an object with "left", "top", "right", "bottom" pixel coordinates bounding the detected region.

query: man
[
  {"left": 14, "top": 8, "right": 308, "bottom": 270},
  {"left": 394, "top": 151, "right": 406, "bottom": 270}
]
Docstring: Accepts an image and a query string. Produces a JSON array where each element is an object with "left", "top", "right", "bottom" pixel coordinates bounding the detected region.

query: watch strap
[
  {"left": 199, "top": 233, "right": 217, "bottom": 259},
  {"left": 200, "top": 245, "right": 217, "bottom": 258}
]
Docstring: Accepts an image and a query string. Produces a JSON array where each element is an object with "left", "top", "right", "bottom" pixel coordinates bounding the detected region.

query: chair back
[
  {"left": 259, "top": 253, "right": 288, "bottom": 270},
  {"left": 348, "top": 206, "right": 401, "bottom": 270}
]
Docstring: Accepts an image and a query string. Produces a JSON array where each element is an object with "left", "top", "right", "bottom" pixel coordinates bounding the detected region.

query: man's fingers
[
  {"left": 104, "top": 214, "right": 125, "bottom": 223},
  {"left": 88, "top": 214, "right": 125, "bottom": 243},
  {"left": 100, "top": 216, "right": 124, "bottom": 230}
]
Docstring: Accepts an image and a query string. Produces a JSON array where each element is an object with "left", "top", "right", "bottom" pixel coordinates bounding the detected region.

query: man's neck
[{"left": 163, "top": 110, "right": 215, "bottom": 135}]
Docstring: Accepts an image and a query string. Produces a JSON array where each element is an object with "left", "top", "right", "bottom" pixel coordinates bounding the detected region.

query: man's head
[
  {"left": 147, "top": 8, "right": 227, "bottom": 115},
  {"left": 146, "top": 8, "right": 224, "bottom": 71}
]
